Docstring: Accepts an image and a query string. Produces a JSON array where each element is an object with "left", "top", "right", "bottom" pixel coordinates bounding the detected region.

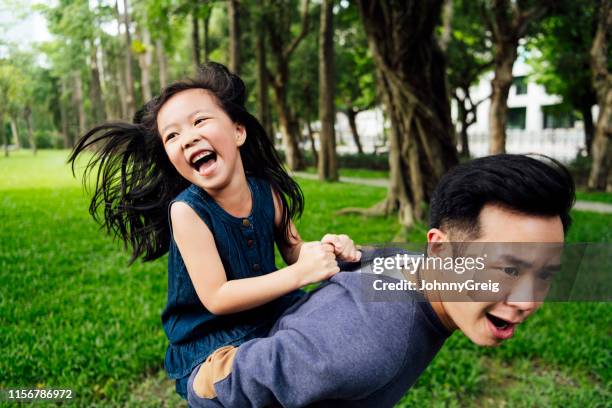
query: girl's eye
[
  {"left": 194, "top": 117, "right": 207, "bottom": 126},
  {"left": 166, "top": 132, "right": 178, "bottom": 142}
]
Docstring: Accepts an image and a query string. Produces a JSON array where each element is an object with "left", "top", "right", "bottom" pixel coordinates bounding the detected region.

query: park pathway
[{"left": 293, "top": 172, "right": 612, "bottom": 214}]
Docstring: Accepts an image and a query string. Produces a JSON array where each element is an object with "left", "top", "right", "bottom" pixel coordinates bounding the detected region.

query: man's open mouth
[
  {"left": 191, "top": 150, "right": 217, "bottom": 173},
  {"left": 486, "top": 313, "right": 516, "bottom": 340},
  {"left": 486, "top": 313, "right": 511, "bottom": 329}
]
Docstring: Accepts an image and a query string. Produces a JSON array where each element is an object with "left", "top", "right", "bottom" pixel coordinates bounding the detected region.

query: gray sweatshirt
[{"left": 187, "top": 269, "right": 450, "bottom": 407}]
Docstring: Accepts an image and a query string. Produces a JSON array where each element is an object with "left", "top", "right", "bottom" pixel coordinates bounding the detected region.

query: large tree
[
  {"left": 0, "top": 63, "right": 21, "bottom": 156},
  {"left": 335, "top": 2, "right": 377, "bottom": 155},
  {"left": 446, "top": 0, "right": 493, "bottom": 157},
  {"left": 588, "top": 0, "right": 612, "bottom": 191},
  {"left": 119, "top": 0, "right": 137, "bottom": 119},
  {"left": 252, "top": 0, "right": 273, "bottom": 140},
  {"left": 528, "top": 0, "right": 598, "bottom": 155},
  {"left": 355, "top": 1, "right": 459, "bottom": 230},
  {"left": 318, "top": 0, "right": 338, "bottom": 181},
  {"left": 263, "top": 0, "right": 311, "bottom": 171},
  {"left": 483, "top": 0, "right": 554, "bottom": 154},
  {"left": 228, "top": 0, "right": 241, "bottom": 74}
]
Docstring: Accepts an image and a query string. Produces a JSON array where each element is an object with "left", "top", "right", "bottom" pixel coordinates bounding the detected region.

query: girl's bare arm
[
  {"left": 170, "top": 202, "right": 337, "bottom": 315},
  {"left": 271, "top": 188, "right": 303, "bottom": 265}
]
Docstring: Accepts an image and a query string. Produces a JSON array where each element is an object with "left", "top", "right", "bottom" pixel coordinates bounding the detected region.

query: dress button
[
  {"left": 247, "top": 239, "right": 254, "bottom": 247},
  {"left": 253, "top": 263, "right": 260, "bottom": 271},
  {"left": 242, "top": 218, "right": 250, "bottom": 227}
]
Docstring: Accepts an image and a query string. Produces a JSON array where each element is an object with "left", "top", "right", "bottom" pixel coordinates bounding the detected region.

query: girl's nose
[{"left": 182, "top": 129, "right": 201, "bottom": 149}]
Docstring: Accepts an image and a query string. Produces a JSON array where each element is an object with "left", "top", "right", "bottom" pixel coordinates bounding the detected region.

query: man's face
[{"left": 436, "top": 204, "right": 565, "bottom": 346}]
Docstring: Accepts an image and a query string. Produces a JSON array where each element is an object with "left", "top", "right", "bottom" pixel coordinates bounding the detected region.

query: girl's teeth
[{"left": 192, "top": 151, "right": 212, "bottom": 163}]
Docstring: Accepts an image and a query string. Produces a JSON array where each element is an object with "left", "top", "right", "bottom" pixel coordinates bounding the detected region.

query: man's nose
[{"left": 505, "top": 276, "right": 540, "bottom": 313}]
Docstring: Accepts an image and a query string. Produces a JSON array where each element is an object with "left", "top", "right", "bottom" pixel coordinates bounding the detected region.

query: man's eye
[
  {"left": 502, "top": 266, "right": 519, "bottom": 277},
  {"left": 537, "top": 271, "right": 554, "bottom": 282}
]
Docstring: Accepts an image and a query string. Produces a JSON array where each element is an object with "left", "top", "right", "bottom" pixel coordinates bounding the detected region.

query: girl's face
[{"left": 157, "top": 88, "right": 246, "bottom": 192}]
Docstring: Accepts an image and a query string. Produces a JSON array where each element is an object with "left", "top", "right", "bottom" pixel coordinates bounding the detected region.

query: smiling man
[{"left": 187, "top": 154, "right": 575, "bottom": 407}]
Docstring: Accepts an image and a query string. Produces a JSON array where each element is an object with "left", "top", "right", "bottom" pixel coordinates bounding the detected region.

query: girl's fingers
[
  {"left": 321, "top": 242, "right": 335, "bottom": 253},
  {"left": 321, "top": 234, "right": 339, "bottom": 246}
]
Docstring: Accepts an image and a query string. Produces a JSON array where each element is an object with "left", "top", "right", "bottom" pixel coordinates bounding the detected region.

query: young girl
[{"left": 69, "top": 62, "right": 361, "bottom": 399}]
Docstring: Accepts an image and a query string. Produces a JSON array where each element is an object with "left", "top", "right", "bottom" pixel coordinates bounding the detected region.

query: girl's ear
[{"left": 235, "top": 124, "right": 247, "bottom": 147}]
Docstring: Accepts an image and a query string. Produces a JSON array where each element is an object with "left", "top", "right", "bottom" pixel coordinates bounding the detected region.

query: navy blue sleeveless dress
[{"left": 161, "top": 176, "right": 304, "bottom": 399}]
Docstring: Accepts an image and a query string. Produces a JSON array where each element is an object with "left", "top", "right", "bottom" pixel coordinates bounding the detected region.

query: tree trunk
[
  {"left": 23, "top": 107, "right": 36, "bottom": 155},
  {"left": 588, "top": 99, "right": 612, "bottom": 190},
  {"left": 228, "top": 0, "right": 241, "bottom": 74},
  {"left": 318, "top": 0, "right": 338, "bottom": 181},
  {"left": 120, "top": 0, "right": 136, "bottom": 119},
  {"left": 203, "top": 9, "right": 211, "bottom": 62},
  {"left": 486, "top": 0, "right": 552, "bottom": 154},
  {"left": 306, "top": 120, "right": 318, "bottom": 166},
  {"left": 89, "top": 42, "right": 105, "bottom": 125},
  {"left": 156, "top": 38, "right": 168, "bottom": 89},
  {"left": 73, "top": 72, "right": 87, "bottom": 136},
  {"left": 111, "top": 6, "right": 128, "bottom": 119},
  {"left": 10, "top": 116, "right": 20, "bottom": 149},
  {"left": 255, "top": 9, "right": 273, "bottom": 141},
  {"left": 357, "top": 0, "right": 458, "bottom": 227},
  {"left": 139, "top": 26, "right": 153, "bottom": 101},
  {"left": 96, "top": 40, "right": 114, "bottom": 120},
  {"left": 265, "top": 0, "right": 310, "bottom": 171},
  {"left": 60, "top": 77, "right": 71, "bottom": 148},
  {"left": 587, "top": 0, "right": 612, "bottom": 191},
  {"left": 104, "top": 45, "right": 123, "bottom": 119},
  {"left": 1, "top": 111, "right": 7, "bottom": 157},
  {"left": 345, "top": 108, "right": 363, "bottom": 154},
  {"left": 439, "top": 0, "right": 453, "bottom": 53},
  {"left": 489, "top": 42, "right": 517, "bottom": 154},
  {"left": 192, "top": 13, "right": 201, "bottom": 71},
  {"left": 455, "top": 96, "right": 470, "bottom": 157},
  {"left": 274, "top": 81, "right": 304, "bottom": 170},
  {"left": 580, "top": 103, "right": 595, "bottom": 155}
]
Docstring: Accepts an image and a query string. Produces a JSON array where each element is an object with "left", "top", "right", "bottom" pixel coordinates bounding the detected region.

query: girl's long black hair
[{"left": 69, "top": 62, "right": 304, "bottom": 263}]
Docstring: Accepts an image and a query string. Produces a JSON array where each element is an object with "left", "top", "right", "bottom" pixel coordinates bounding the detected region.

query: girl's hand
[
  {"left": 321, "top": 234, "right": 362, "bottom": 262},
  {"left": 295, "top": 241, "right": 340, "bottom": 286}
]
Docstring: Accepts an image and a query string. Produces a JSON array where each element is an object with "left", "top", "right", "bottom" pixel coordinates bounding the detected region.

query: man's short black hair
[{"left": 429, "top": 154, "right": 575, "bottom": 237}]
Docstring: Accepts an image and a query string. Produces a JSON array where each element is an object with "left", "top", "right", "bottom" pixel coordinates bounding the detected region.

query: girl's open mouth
[
  {"left": 191, "top": 151, "right": 217, "bottom": 175},
  {"left": 485, "top": 313, "right": 516, "bottom": 340}
]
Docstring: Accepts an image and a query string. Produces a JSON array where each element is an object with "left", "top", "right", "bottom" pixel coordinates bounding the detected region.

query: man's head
[
  {"left": 425, "top": 154, "right": 575, "bottom": 346},
  {"left": 428, "top": 154, "right": 574, "bottom": 240}
]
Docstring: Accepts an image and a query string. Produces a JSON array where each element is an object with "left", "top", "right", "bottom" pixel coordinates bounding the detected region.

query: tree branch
[
  {"left": 438, "top": 0, "right": 453, "bottom": 53},
  {"left": 283, "top": 0, "right": 310, "bottom": 59},
  {"left": 515, "top": 2, "right": 552, "bottom": 37}
]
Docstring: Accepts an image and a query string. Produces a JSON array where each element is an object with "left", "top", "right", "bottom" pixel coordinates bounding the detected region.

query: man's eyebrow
[
  {"left": 499, "top": 255, "right": 533, "bottom": 269},
  {"left": 540, "top": 264, "right": 562, "bottom": 273},
  {"left": 160, "top": 110, "right": 204, "bottom": 135}
]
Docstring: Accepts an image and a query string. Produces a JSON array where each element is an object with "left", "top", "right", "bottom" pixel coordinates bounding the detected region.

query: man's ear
[
  {"left": 427, "top": 228, "right": 450, "bottom": 257},
  {"left": 235, "top": 125, "right": 247, "bottom": 146},
  {"left": 427, "top": 228, "right": 448, "bottom": 243}
]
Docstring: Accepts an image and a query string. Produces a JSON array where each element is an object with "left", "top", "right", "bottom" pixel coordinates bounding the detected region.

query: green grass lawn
[
  {"left": 1, "top": 150, "right": 610, "bottom": 406},
  {"left": 305, "top": 166, "right": 612, "bottom": 207},
  {"left": 304, "top": 166, "right": 390, "bottom": 180},
  {"left": 576, "top": 190, "right": 612, "bottom": 204}
]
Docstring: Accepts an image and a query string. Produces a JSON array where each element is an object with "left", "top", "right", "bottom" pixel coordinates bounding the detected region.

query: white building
[
  {"left": 308, "top": 107, "right": 389, "bottom": 155},
  {"left": 466, "top": 59, "right": 594, "bottom": 162},
  {"left": 322, "top": 59, "right": 594, "bottom": 163}
]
